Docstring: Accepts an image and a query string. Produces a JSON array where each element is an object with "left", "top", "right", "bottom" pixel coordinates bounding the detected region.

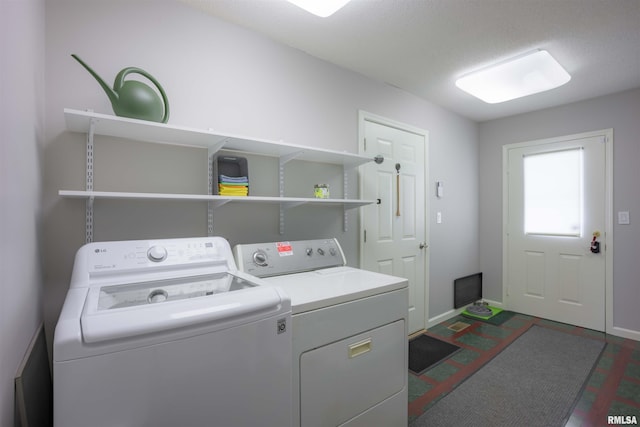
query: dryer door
[{"left": 300, "top": 319, "right": 406, "bottom": 426}]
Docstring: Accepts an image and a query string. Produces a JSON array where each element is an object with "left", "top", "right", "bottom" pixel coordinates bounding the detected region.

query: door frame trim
[
  {"left": 357, "top": 110, "right": 430, "bottom": 330},
  {"left": 502, "top": 128, "right": 613, "bottom": 334}
]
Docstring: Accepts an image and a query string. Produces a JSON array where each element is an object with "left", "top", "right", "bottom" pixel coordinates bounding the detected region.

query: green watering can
[{"left": 71, "top": 54, "right": 170, "bottom": 123}]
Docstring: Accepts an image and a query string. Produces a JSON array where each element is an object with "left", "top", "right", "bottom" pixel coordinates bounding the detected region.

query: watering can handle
[{"left": 119, "top": 67, "right": 170, "bottom": 123}]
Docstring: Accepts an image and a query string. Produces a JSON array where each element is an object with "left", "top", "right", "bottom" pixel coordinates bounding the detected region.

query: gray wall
[
  {"left": 0, "top": 0, "right": 45, "bottom": 425},
  {"left": 43, "top": 0, "right": 479, "bottom": 345},
  {"left": 479, "top": 88, "right": 640, "bottom": 335}
]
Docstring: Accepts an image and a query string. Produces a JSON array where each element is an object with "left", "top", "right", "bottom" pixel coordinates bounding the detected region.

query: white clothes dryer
[
  {"left": 234, "top": 238, "right": 408, "bottom": 427},
  {"left": 54, "top": 237, "right": 292, "bottom": 427}
]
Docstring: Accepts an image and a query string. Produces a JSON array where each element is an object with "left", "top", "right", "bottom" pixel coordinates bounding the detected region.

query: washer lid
[
  {"left": 94, "top": 273, "right": 255, "bottom": 311},
  {"left": 80, "top": 273, "right": 282, "bottom": 344}
]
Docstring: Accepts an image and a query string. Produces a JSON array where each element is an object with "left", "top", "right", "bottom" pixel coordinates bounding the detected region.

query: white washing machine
[
  {"left": 54, "top": 237, "right": 292, "bottom": 427},
  {"left": 234, "top": 239, "right": 408, "bottom": 427}
]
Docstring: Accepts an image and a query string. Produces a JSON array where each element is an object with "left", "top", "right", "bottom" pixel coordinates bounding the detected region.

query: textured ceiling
[{"left": 183, "top": 0, "right": 640, "bottom": 122}]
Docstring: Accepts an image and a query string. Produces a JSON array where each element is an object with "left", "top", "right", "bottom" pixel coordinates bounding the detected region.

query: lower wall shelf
[
  {"left": 59, "top": 190, "right": 373, "bottom": 208},
  {"left": 59, "top": 190, "right": 374, "bottom": 238}
]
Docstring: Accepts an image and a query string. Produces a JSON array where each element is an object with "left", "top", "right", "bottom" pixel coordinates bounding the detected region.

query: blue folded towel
[{"left": 219, "top": 174, "right": 248, "bottom": 184}]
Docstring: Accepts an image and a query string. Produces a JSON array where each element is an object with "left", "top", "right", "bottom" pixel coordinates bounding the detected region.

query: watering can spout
[
  {"left": 71, "top": 54, "right": 119, "bottom": 107},
  {"left": 71, "top": 54, "right": 169, "bottom": 123}
]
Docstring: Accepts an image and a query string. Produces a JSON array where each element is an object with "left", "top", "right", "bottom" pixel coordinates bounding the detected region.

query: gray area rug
[{"left": 410, "top": 325, "right": 605, "bottom": 427}]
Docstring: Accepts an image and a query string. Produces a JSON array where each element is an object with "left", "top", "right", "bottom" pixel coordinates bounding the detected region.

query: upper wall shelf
[
  {"left": 62, "top": 109, "right": 375, "bottom": 240},
  {"left": 64, "top": 109, "right": 372, "bottom": 167}
]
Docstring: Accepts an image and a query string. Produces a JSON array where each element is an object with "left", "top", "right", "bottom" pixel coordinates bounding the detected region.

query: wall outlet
[
  {"left": 436, "top": 212, "right": 442, "bottom": 224},
  {"left": 618, "top": 211, "right": 630, "bottom": 225}
]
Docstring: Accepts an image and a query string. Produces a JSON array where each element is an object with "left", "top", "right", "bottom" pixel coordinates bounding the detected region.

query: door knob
[{"left": 419, "top": 242, "right": 427, "bottom": 249}]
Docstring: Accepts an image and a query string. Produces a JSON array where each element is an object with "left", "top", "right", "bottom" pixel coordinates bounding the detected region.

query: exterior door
[
  {"left": 504, "top": 130, "right": 611, "bottom": 331},
  {"left": 359, "top": 113, "right": 428, "bottom": 335}
]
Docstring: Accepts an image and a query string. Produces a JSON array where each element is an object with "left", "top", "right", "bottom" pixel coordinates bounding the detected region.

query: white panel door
[
  {"left": 360, "top": 116, "right": 427, "bottom": 335},
  {"left": 505, "top": 131, "right": 610, "bottom": 331}
]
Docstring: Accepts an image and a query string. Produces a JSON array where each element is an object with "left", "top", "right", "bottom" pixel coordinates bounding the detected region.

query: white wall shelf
[
  {"left": 64, "top": 109, "right": 372, "bottom": 167},
  {"left": 59, "top": 190, "right": 372, "bottom": 209},
  {"left": 61, "top": 109, "right": 374, "bottom": 240}
]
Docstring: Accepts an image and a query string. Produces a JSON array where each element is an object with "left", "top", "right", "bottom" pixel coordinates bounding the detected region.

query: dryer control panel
[{"left": 234, "top": 238, "right": 346, "bottom": 278}]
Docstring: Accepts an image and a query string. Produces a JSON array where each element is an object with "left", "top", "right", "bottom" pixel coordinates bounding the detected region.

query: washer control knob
[
  {"left": 147, "top": 245, "right": 167, "bottom": 262},
  {"left": 253, "top": 251, "right": 268, "bottom": 266},
  {"left": 317, "top": 248, "right": 325, "bottom": 256},
  {"left": 306, "top": 248, "right": 313, "bottom": 256},
  {"left": 329, "top": 248, "right": 337, "bottom": 256},
  {"left": 147, "top": 289, "right": 168, "bottom": 304}
]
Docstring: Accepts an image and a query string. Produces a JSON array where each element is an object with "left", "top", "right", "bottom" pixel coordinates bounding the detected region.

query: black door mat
[
  {"left": 409, "top": 334, "right": 461, "bottom": 375},
  {"left": 462, "top": 309, "right": 516, "bottom": 325}
]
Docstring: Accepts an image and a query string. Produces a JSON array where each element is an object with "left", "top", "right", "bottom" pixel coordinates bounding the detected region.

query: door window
[{"left": 523, "top": 148, "right": 583, "bottom": 236}]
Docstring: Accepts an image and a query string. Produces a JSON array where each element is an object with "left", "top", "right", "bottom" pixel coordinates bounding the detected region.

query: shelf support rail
[
  {"left": 85, "top": 118, "right": 96, "bottom": 243},
  {"left": 206, "top": 139, "right": 249, "bottom": 235},
  {"left": 343, "top": 165, "right": 349, "bottom": 232},
  {"left": 206, "top": 141, "right": 230, "bottom": 235},
  {"left": 278, "top": 151, "right": 304, "bottom": 234},
  {"left": 207, "top": 149, "right": 215, "bottom": 236}
]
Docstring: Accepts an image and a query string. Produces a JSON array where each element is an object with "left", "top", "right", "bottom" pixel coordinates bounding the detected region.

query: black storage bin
[{"left": 212, "top": 155, "right": 249, "bottom": 195}]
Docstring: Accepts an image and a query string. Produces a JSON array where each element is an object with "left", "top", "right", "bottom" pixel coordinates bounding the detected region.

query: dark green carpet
[{"left": 410, "top": 325, "right": 605, "bottom": 427}]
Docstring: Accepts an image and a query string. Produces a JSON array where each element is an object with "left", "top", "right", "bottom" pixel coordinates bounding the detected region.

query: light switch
[
  {"left": 618, "top": 211, "right": 630, "bottom": 225},
  {"left": 436, "top": 212, "right": 442, "bottom": 224}
]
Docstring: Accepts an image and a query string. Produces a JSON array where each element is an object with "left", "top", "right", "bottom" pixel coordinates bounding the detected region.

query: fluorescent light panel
[
  {"left": 455, "top": 50, "right": 571, "bottom": 103},
  {"left": 286, "top": 0, "right": 351, "bottom": 17}
]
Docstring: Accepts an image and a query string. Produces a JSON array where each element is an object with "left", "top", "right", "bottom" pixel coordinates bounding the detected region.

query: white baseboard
[
  {"left": 609, "top": 326, "right": 640, "bottom": 342},
  {"left": 427, "top": 309, "right": 458, "bottom": 328},
  {"left": 483, "top": 299, "right": 504, "bottom": 308},
  {"left": 426, "top": 299, "right": 505, "bottom": 329},
  {"left": 427, "top": 302, "right": 640, "bottom": 343}
]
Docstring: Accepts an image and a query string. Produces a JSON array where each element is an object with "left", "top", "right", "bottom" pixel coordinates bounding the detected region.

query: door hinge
[{"left": 364, "top": 229, "right": 367, "bottom": 243}]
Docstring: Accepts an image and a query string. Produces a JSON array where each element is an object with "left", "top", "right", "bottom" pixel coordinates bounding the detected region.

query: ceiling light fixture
[
  {"left": 286, "top": 0, "right": 351, "bottom": 17},
  {"left": 455, "top": 50, "right": 571, "bottom": 104}
]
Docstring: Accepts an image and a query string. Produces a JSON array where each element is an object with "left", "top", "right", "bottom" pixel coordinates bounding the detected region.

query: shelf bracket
[
  {"left": 207, "top": 138, "right": 227, "bottom": 157},
  {"left": 278, "top": 151, "right": 306, "bottom": 234},
  {"left": 340, "top": 162, "right": 361, "bottom": 232},
  {"left": 281, "top": 200, "right": 306, "bottom": 209},
  {"left": 85, "top": 118, "right": 96, "bottom": 243},
  {"left": 280, "top": 150, "right": 304, "bottom": 166},
  {"left": 211, "top": 198, "right": 232, "bottom": 209}
]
